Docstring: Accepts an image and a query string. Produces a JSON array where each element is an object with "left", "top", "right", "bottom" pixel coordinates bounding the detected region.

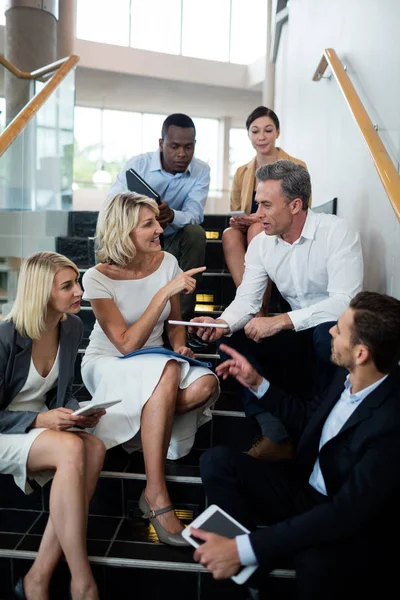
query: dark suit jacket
[
  {"left": 0, "top": 314, "right": 83, "bottom": 434},
  {"left": 249, "top": 366, "right": 400, "bottom": 565}
]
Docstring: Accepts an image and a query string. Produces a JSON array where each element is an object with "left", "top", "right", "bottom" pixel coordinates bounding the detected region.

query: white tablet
[
  {"left": 168, "top": 320, "right": 229, "bottom": 329},
  {"left": 72, "top": 399, "right": 122, "bottom": 417},
  {"left": 182, "top": 504, "right": 258, "bottom": 585}
]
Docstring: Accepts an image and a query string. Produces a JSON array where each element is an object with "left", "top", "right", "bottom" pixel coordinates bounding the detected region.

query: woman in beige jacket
[{"left": 223, "top": 106, "right": 309, "bottom": 292}]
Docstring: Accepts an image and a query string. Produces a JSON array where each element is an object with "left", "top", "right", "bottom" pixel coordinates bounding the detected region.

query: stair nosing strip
[
  {"left": 211, "top": 410, "right": 246, "bottom": 418},
  {"left": 100, "top": 471, "right": 202, "bottom": 484},
  {"left": 0, "top": 549, "right": 295, "bottom": 578}
]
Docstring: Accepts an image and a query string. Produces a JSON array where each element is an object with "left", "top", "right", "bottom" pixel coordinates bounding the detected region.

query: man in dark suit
[{"left": 193, "top": 291, "right": 400, "bottom": 599}]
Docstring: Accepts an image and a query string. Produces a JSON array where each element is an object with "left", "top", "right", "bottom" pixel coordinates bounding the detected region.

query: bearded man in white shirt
[{"left": 190, "top": 160, "right": 363, "bottom": 461}]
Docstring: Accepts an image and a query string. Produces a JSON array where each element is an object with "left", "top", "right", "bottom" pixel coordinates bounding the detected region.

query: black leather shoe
[
  {"left": 14, "top": 578, "right": 27, "bottom": 600},
  {"left": 187, "top": 335, "right": 209, "bottom": 352}
]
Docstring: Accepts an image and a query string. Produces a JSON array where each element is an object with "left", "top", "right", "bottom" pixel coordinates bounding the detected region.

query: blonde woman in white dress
[
  {"left": 81, "top": 192, "right": 219, "bottom": 547},
  {"left": 0, "top": 252, "right": 106, "bottom": 600}
]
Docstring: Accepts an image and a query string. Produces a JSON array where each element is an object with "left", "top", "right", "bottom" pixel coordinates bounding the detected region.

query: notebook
[
  {"left": 118, "top": 346, "right": 212, "bottom": 368},
  {"left": 126, "top": 168, "right": 161, "bottom": 205}
]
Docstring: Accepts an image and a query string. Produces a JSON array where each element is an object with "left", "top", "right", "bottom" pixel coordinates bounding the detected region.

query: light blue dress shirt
[
  {"left": 108, "top": 150, "right": 211, "bottom": 237},
  {"left": 236, "top": 374, "right": 387, "bottom": 566}
]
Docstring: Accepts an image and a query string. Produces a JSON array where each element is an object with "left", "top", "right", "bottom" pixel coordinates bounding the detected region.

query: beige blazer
[{"left": 230, "top": 148, "right": 311, "bottom": 213}]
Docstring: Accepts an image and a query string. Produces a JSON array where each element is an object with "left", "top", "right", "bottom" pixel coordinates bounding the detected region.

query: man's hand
[
  {"left": 244, "top": 314, "right": 293, "bottom": 343},
  {"left": 216, "top": 344, "right": 263, "bottom": 390},
  {"left": 157, "top": 201, "right": 174, "bottom": 228},
  {"left": 192, "top": 529, "right": 241, "bottom": 580},
  {"left": 188, "top": 317, "right": 230, "bottom": 343}
]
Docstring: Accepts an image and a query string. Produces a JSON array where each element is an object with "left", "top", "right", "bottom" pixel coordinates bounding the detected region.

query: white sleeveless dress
[
  {"left": 0, "top": 348, "right": 59, "bottom": 493},
  {"left": 81, "top": 252, "right": 220, "bottom": 459}
]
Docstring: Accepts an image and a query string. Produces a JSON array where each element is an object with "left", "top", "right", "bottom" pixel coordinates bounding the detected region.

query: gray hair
[{"left": 256, "top": 160, "right": 311, "bottom": 210}]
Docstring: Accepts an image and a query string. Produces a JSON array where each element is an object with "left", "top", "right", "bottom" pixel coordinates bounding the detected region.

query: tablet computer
[
  {"left": 168, "top": 320, "right": 229, "bottom": 329},
  {"left": 182, "top": 504, "right": 258, "bottom": 584},
  {"left": 126, "top": 169, "right": 161, "bottom": 205},
  {"left": 72, "top": 398, "right": 122, "bottom": 417}
]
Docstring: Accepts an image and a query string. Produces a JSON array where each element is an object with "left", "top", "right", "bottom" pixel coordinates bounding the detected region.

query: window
[
  {"left": 76, "top": 0, "right": 130, "bottom": 46},
  {"left": 193, "top": 117, "right": 220, "bottom": 191},
  {"left": 230, "top": 0, "right": 268, "bottom": 64},
  {"left": 73, "top": 107, "right": 102, "bottom": 186},
  {"left": 0, "top": 1, "right": 5, "bottom": 26},
  {"left": 229, "top": 128, "right": 254, "bottom": 183},
  {"left": 102, "top": 110, "right": 142, "bottom": 180},
  {"left": 130, "top": 0, "right": 181, "bottom": 55},
  {"left": 76, "top": 0, "right": 267, "bottom": 65},
  {"left": 141, "top": 113, "right": 167, "bottom": 153},
  {"left": 181, "top": 0, "right": 230, "bottom": 62}
]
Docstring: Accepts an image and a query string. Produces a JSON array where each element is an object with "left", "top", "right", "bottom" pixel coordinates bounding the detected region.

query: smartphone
[
  {"left": 229, "top": 210, "right": 246, "bottom": 216},
  {"left": 182, "top": 504, "right": 258, "bottom": 584},
  {"left": 168, "top": 320, "right": 229, "bottom": 329}
]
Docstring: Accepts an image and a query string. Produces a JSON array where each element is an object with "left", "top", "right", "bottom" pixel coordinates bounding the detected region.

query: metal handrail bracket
[{"left": 0, "top": 55, "right": 80, "bottom": 157}]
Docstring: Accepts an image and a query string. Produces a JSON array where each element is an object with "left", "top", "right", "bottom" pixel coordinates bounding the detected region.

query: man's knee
[
  {"left": 182, "top": 224, "right": 206, "bottom": 241},
  {"left": 200, "top": 445, "right": 238, "bottom": 483}
]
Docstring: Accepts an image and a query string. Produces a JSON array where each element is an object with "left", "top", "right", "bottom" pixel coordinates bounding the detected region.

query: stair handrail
[
  {"left": 0, "top": 54, "right": 80, "bottom": 157},
  {"left": 313, "top": 48, "right": 400, "bottom": 222}
]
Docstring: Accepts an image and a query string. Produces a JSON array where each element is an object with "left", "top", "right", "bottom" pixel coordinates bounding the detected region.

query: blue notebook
[{"left": 119, "top": 346, "right": 212, "bottom": 368}]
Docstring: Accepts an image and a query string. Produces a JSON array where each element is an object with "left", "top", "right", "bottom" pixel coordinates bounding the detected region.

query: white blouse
[{"left": 7, "top": 346, "right": 60, "bottom": 413}]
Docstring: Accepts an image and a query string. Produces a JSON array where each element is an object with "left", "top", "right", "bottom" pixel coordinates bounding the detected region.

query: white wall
[{"left": 274, "top": 0, "right": 400, "bottom": 297}]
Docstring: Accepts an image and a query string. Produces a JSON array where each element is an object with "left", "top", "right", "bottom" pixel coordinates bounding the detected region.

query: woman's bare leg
[
  {"left": 23, "top": 431, "right": 105, "bottom": 600},
  {"left": 175, "top": 375, "right": 218, "bottom": 414},
  {"left": 141, "top": 360, "right": 182, "bottom": 533},
  {"left": 222, "top": 228, "right": 247, "bottom": 287}
]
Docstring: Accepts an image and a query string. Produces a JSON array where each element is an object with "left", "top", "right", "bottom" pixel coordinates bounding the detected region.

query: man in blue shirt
[
  {"left": 108, "top": 113, "right": 210, "bottom": 321},
  {"left": 193, "top": 291, "right": 400, "bottom": 599}
]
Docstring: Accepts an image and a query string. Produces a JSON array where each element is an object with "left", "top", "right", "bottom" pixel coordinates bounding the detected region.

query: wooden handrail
[
  {"left": 0, "top": 55, "right": 79, "bottom": 157},
  {"left": 313, "top": 48, "right": 400, "bottom": 222},
  {"left": 0, "top": 55, "right": 73, "bottom": 80}
]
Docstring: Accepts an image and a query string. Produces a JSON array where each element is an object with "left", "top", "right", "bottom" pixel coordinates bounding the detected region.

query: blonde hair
[
  {"left": 5, "top": 251, "right": 79, "bottom": 339},
  {"left": 96, "top": 192, "right": 159, "bottom": 266}
]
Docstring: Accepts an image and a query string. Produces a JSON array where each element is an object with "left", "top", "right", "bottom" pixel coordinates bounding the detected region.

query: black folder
[{"left": 126, "top": 168, "right": 161, "bottom": 205}]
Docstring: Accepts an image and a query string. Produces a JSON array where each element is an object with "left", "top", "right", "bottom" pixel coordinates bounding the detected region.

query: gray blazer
[{"left": 0, "top": 314, "right": 83, "bottom": 434}]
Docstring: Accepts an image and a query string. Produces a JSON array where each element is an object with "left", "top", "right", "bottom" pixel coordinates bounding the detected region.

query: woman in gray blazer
[{"left": 0, "top": 252, "right": 106, "bottom": 600}]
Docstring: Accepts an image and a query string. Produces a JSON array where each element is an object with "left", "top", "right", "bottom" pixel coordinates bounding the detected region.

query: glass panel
[
  {"left": 193, "top": 117, "right": 220, "bottom": 191},
  {"left": 102, "top": 109, "right": 142, "bottom": 180},
  {"left": 182, "top": 0, "right": 230, "bottom": 62},
  {"left": 229, "top": 128, "right": 254, "bottom": 183},
  {"left": 230, "top": 0, "right": 268, "bottom": 64},
  {"left": 130, "top": 0, "right": 181, "bottom": 54},
  {"left": 0, "top": 0, "right": 5, "bottom": 26},
  {"left": 141, "top": 113, "right": 167, "bottom": 153},
  {"left": 73, "top": 106, "right": 102, "bottom": 188},
  {"left": 76, "top": 0, "right": 130, "bottom": 46},
  {"left": 33, "top": 70, "right": 75, "bottom": 210}
]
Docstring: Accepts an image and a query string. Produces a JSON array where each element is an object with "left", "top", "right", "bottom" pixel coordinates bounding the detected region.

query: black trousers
[{"left": 200, "top": 446, "right": 393, "bottom": 600}]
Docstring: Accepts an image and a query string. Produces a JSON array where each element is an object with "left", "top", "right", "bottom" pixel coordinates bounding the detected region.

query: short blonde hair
[
  {"left": 96, "top": 192, "right": 159, "bottom": 266},
  {"left": 5, "top": 251, "right": 79, "bottom": 340}
]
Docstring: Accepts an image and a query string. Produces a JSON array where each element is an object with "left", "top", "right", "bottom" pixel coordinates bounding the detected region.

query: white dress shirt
[
  {"left": 107, "top": 150, "right": 210, "bottom": 237},
  {"left": 221, "top": 210, "right": 363, "bottom": 333},
  {"left": 236, "top": 373, "right": 387, "bottom": 566}
]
